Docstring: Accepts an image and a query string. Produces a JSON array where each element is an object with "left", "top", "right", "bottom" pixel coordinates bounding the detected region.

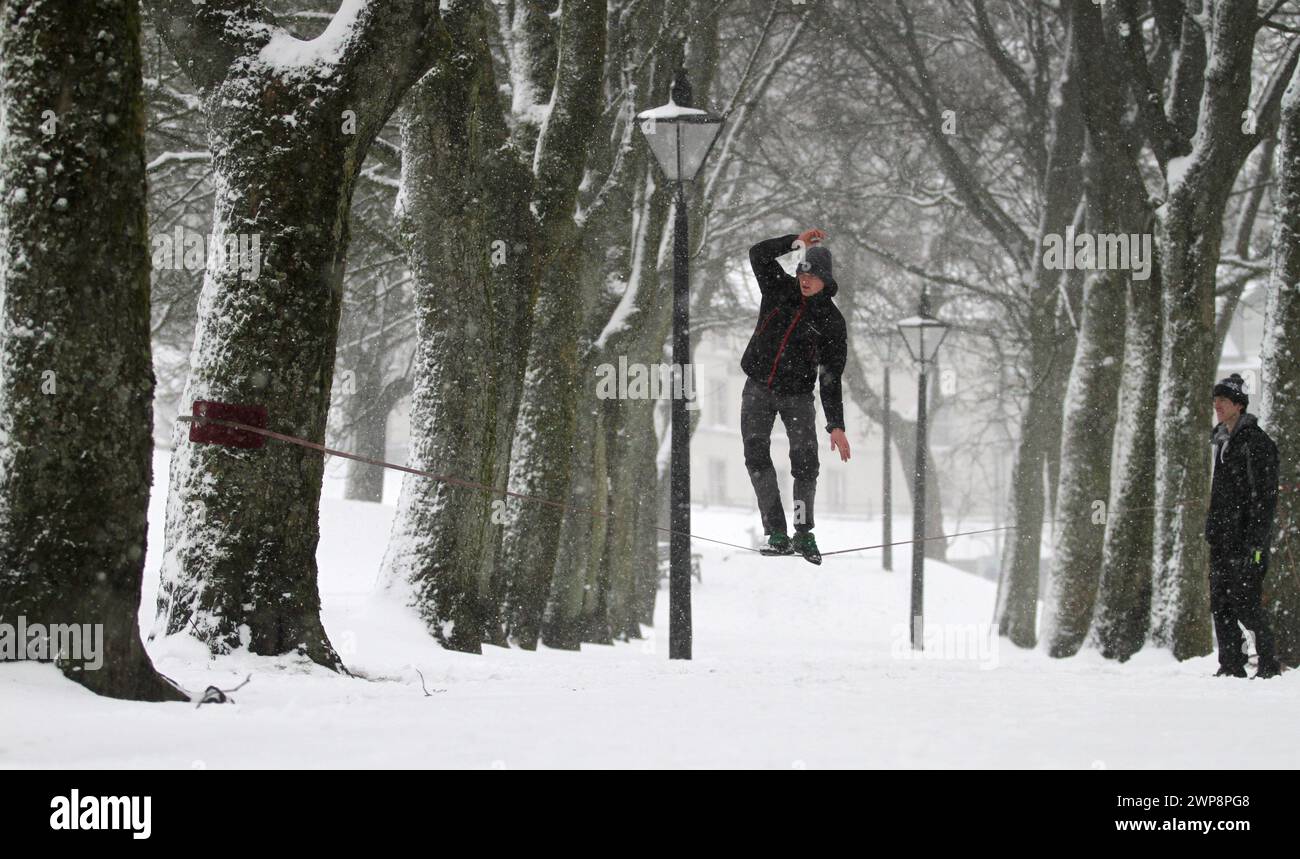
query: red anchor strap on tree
[{"left": 186, "top": 400, "right": 269, "bottom": 449}]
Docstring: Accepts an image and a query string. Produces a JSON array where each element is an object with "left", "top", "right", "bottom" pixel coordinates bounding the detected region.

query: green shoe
[
  {"left": 760, "top": 531, "right": 794, "bottom": 556},
  {"left": 791, "top": 532, "right": 822, "bottom": 565}
]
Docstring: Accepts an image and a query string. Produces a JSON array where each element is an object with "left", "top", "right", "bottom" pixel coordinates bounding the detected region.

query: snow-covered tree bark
[
  {"left": 542, "top": 0, "right": 708, "bottom": 648},
  {"left": 996, "top": 290, "right": 1075, "bottom": 647},
  {"left": 382, "top": 0, "right": 717, "bottom": 653},
  {"left": 1148, "top": 2, "right": 1295, "bottom": 659},
  {"left": 600, "top": 407, "right": 651, "bottom": 640},
  {"left": 1041, "top": 0, "right": 1146, "bottom": 657},
  {"left": 379, "top": 0, "right": 535, "bottom": 653},
  {"left": 574, "top": 53, "right": 680, "bottom": 641},
  {"left": 497, "top": 0, "right": 609, "bottom": 650},
  {"left": 1093, "top": 242, "right": 1161, "bottom": 660},
  {"left": 342, "top": 397, "right": 387, "bottom": 502},
  {"left": 1260, "top": 60, "right": 1300, "bottom": 667},
  {"left": 631, "top": 411, "right": 662, "bottom": 626},
  {"left": 543, "top": 397, "right": 609, "bottom": 649},
  {"left": 0, "top": 0, "right": 185, "bottom": 700},
  {"left": 147, "top": 0, "right": 442, "bottom": 666},
  {"left": 598, "top": 213, "right": 672, "bottom": 642},
  {"left": 501, "top": 237, "right": 589, "bottom": 647}
]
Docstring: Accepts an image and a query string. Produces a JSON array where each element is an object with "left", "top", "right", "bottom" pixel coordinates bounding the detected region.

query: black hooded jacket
[
  {"left": 740, "top": 234, "right": 848, "bottom": 432},
  {"left": 1205, "top": 413, "right": 1278, "bottom": 552}
]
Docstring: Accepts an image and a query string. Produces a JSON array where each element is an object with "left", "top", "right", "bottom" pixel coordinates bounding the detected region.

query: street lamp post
[
  {"left": 896, "top": 290, "right": 949, "bottom": 651},
  {"left": 867, "top": 330, "right": 900, "bottom": 572},
  {"left": 637, "top": 72, "right": 723, "bottom": 660},
  {"left": 883, "top": 361, "right": 892, "bottom": 571}
]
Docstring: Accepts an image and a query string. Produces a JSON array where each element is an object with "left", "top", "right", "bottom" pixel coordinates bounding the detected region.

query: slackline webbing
[{"left": 177, "top": 414, "right": 1041, "bottom": 558}]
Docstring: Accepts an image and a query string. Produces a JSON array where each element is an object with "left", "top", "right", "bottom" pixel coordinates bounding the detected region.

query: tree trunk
[
  {"left": 1044, "top": 270, "right": 1083, "bottom": 529},
  {"left": 1094, "top": 243, "right": 1162, "bottom": 660},
  {"left": 1041, "top": 0, "right": 1146, "bottom": 657},
  {"left": 343, "top": 399, "right": 388, "bottom": 503},
  {"left": 1150, "top": 1, "right": 1271, "bottom": 660},
  {"left": 997, "top": 294, "right": 1068, "bottom": 647},
  {"left": 602, "top": 399, "right": 648, "bottom": 641},
  {"left": 148, "top": 0, "right": 441, "bottom": 666},
  {"left": 542, "top": 397, "right": 606, "bottom": 650},
  {"left": 502, "top": 233, "right": 588, "bottom": 647},
  {"left": 579, "top": 401, "right": 614, "bottom": 645},
  {"left": 0, "top": 0, "right": 185, "bottom": 701},
  {"left": 1260, "top": 62, "right": 1300, "bottom": 667},
  {"left": 631, "top": 404, "right": 663, "bottom": 627},
  {"left": 584, "top": 150, "right": 675, "bottom": 638},
  {"left": 498, "top": 0, "right": 609, "bottom": 649},
  {"left": 1041, "top": 263, "right": 1128, "bottom": 656},
  {"left": 380, "top": 2, "right": 534, "bottom": 653}
]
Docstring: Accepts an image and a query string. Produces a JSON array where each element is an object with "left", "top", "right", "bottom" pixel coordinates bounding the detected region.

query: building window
[
  {"left": 709, "top": 458, "right": 727, "bottom": 505},
  {"left": 827, "top": 471, "right": 844, "bottom": 508}
]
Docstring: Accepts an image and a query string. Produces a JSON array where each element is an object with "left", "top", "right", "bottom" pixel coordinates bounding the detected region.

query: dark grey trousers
[
  {"left": 1208, "top": 541, "right": 1278, "bottom": 671},
  {"left": 741, "top": 376, "right": 819, "bottom": 535}
]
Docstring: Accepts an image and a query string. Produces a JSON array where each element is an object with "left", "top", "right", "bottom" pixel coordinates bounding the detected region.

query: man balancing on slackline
[{"left": 741, "top": 228, "right": 850, "bottom": 565}]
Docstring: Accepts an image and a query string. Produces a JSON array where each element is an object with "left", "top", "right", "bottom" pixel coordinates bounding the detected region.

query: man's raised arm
[{"left": 749, "top": 234, "right": 799, "bottom": 297}]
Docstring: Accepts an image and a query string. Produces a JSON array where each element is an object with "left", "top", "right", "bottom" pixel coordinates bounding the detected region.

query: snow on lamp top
[{"left": 636, "top": 98, "right": 723, "bottom": 182}]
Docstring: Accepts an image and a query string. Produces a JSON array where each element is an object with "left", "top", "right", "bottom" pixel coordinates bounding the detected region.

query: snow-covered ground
[{"left": 2, "top": 451, "right": 1297, "bottom": 769}]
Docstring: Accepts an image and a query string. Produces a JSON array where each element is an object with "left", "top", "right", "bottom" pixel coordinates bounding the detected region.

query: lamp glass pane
[
  {"left": 676, "top": 119, "right": 723, "bottom": 181},
  {"left": 897, "top": 316, "right": 949, "bottom": 364},
  {"left": 639, "top": 119, "right": 683, "bottom": 180},
  {"left": 926, "top": 324, "right": 950, "bottom": 363},
  {"left": 897, "top": 318, "right": 924, "bottom": 364}
]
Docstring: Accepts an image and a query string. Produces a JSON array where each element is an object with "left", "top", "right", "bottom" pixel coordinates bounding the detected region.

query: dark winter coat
[
  {"left": 1205, "top": 413, "right": 1278, "bottom": 553},
  {"left": 740, "top": 234, "right": 848, "bottom": 432}
]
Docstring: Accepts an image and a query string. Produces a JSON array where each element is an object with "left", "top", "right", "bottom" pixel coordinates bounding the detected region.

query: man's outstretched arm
[{"left": 821, "top": 316, "right": 850, "bottom": 461}]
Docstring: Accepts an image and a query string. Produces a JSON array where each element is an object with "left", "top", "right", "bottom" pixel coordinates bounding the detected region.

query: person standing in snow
[
  {"left": 1205, "top": 373, "right": 1282, "bottom": 679},
  {"left": 741, "top": 229, "right": 850, "bottom": 564}
]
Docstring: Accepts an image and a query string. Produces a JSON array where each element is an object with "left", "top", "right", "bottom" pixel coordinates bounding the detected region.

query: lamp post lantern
[
  {"left": 896, "top": 289, "right": 949, "bottom": 650},
  {"left": 636, "top": 71, "right": 723, "bottom": 660}
]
